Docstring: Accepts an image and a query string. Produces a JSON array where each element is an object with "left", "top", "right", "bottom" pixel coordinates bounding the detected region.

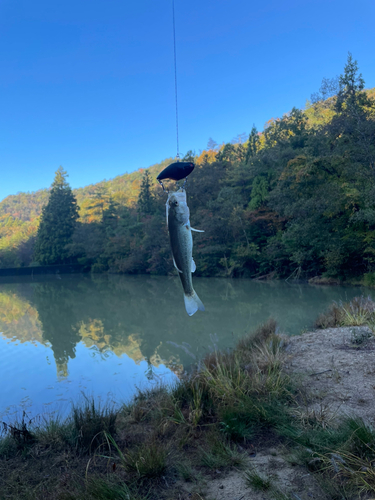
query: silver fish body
[{"left": 167, "top": 190, "right": 205, "bottom": 316}]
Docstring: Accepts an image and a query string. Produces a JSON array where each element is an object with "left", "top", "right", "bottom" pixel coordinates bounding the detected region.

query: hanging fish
[
  {"left": 167, "top": 189, "right": 205, "bottom": 316},
  {"left": 157, "top": 161, "right": 195, "bottom": 182}
]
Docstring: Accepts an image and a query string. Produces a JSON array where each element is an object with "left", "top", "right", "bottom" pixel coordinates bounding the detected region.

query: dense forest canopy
[{"left": 1, "top": 55, "right": 375, "bottom": 282}]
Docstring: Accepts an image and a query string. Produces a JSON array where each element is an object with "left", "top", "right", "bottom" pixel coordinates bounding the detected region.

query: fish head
[{"left": 167, "top": 190, "right": 190, "bottom": 225}]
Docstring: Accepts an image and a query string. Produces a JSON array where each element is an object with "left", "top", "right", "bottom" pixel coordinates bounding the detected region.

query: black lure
[{"left": 157, "top": 162, "right": 195, "bottom": 182}]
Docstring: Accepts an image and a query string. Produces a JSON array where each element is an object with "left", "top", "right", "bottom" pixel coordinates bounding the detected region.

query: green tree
[
  {"left": 102, "top": 196, "right": 118, "bottom": 233},
  {"left": 245, "top": 125, "right": 260, "bottom": 162},
  {"left": 137, "top": 170, "right": 154, "bottom": 215},
  {"left": 335, "top": 52, "right": 369, "bottom": 113},
  {"left": 182, "top": 150, "right": 196, "bottom": 162},
  {"left": 248, "top": 176, "right": 269, "bottom": 210},
  {"left": 330, "top": 53, "right": 375, "bottom": 179},
  {"left": 33, "top": 167, "right": 79, "bottom": 265}
]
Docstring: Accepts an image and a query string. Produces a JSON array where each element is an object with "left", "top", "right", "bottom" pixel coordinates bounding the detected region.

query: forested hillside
[
  {"left": 1, "top": 55, "right": 375, "bottom": 282},
  {"left": 0, "top": 159, "right": 172, "bottom": 267}
]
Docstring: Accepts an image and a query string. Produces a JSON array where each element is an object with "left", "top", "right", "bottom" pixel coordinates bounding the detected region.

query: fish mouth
[{"left": 168, "top": 190, "right": 187, "bottom": 206}]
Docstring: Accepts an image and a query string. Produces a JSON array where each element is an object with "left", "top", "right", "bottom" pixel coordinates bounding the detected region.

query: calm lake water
[{"left": 0, "top": 274, "right": 371, "bottom": 420}]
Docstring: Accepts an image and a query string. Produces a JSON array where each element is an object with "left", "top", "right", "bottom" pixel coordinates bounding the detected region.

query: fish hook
[
  {"left": 158, "top": 179, "right": 169, "bottom": 194},
  {"left": 174, "top": 177, "right": 188, "bottom": 191}
]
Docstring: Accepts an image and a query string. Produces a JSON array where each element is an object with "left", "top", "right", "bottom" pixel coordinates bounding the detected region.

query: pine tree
[
  {"left": 33, "top": 167, "right": 79, "bottom": 265},
  {"left": 102, "top": 196, "right": 118, "bottom": 236},
  {"left": 137, "top": 171, "right": 154, "bottom": 215},
  {"left": 330, "top": 54, "right": 375, "bottom": 176},
  {"left": 335, "top": 52, "right": 370, "bottom": 113},
  {"left": 245, "top": 125, "right": 259, "bottom": 163}
]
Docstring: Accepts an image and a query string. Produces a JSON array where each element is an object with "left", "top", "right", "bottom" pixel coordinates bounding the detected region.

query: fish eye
[{"left": 174, "top": 201, "right": 178, "bottom": 206}]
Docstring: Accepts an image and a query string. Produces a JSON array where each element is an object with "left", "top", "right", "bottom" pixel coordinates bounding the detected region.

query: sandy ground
[
  {"left": 181, "top": 327, "right": 375, "bottom": 500},
  {"left": 286, "top": 326, "right": 375, "bottom": 427},
  {"left": 195, "top": 448, "right": 328, "bottom": 500}
]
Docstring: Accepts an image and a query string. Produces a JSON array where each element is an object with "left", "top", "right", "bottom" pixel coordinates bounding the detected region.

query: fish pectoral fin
[
  {"left": 191, "top": 258, "right": 196, "bottom": 273},
  {"left": 191, "top": 227, "right": 204, "bottom": 232},
  {"left": 173, "top": 257, "right": 183, "bottom": 273}
]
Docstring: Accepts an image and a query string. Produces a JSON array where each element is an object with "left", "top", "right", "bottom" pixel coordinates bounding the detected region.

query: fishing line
[
  {"left": 172, "top": 0, "right": 180, "bottom": 160},
  {"left": 157, "top": 1, "right": 196, "bottom": 191}
]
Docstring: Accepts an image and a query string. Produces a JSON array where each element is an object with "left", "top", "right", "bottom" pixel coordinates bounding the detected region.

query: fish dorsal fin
[
  {"left": 173, "top": 257, "right": 183, "bottom": 273},
  {"left": 191, "top": 258, "right": 196, "bottom": 273},
  {"left": 191, "top": 227, "right": 204, "bottom": 232}
]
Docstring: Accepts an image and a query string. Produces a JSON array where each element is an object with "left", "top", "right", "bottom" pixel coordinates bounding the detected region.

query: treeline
[{"left": 1, "top": 54, "right": 375, "bottom": 282}]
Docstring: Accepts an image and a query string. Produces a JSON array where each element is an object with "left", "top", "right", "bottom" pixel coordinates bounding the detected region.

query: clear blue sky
[{"left": 0, "top": 0, "right": 374, "bottom": 201}]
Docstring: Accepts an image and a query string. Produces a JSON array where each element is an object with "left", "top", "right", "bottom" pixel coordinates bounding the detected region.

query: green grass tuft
[
  {"left": 71, "top": 395, "right": 117, "bottom": 452},
  {"left": 0, "top": 434, "right": 18, "bottom": 457},
  {"left": 86, "top": 477, "right": 146, "bottom": 500},
  {"left": 237, "top": 318, "right": 278, "bottom": 353},
  {"left": 123, "top": 441, "right": 168, "bottom": 480},
  {"left": 244, "top": 469, "right": 272, "bottom": 490},
  {"left": 219, "top": 406, "right": 255, "bottom": 441},
  {"left": 200, "top": 437, "right": 246, "bottom": 469},
  {"left": 315, "top": 295, "right": 375, "bottom": 331},
  {"left": 175, "top": 460, "right": 196, "bottom": 482}
]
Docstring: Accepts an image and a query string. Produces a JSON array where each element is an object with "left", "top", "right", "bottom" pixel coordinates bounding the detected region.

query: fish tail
[{"left": 184, "top": 291, "right": 205, "bottom": 316}]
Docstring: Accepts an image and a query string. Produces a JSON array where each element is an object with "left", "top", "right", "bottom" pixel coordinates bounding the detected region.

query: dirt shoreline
[
  {"left": 286, "top": 326, "right": 375, "bottom": 427},
  {"left": 196, "top": 326, "right": 375, "bottom": 500}
]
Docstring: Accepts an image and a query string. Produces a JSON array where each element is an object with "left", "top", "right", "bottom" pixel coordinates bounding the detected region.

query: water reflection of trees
[
  {"left": 30, "top": 282, "right": 82, "bottom": 377},
  {"left": 0, "top": 275, "right": 370, "bottom": 379},
  {"left": 0, "top": 290, "right": 43, "bottom": 345}
]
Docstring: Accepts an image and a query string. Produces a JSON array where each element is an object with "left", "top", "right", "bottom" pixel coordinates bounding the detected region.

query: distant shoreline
[
  {"left": 0, "top": 266, "right": 368, "bottom": 291},
  {"left": 0, "top": 264, "right": 90, "bottom": 277}
]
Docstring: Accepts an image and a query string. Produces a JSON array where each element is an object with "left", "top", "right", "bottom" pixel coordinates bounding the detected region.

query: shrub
[
  {"left": 363, "top": 272, "right": 375, "bottom": 288},
  {"left": 314, "top": 302, "right": 343, "bottom": 328}
]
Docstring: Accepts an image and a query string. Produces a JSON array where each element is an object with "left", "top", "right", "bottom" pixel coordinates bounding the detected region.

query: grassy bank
[
  {"left": 315, "top": 295, "right": 375, "bottom": 331},
  {"left": 1, "top": 300, "right": 375, "bottom": 499}
]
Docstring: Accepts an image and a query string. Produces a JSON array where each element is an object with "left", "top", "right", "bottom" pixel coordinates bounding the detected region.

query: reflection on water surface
[{"left": 0, "top": 274, "right": 370, "bottom": 418}]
